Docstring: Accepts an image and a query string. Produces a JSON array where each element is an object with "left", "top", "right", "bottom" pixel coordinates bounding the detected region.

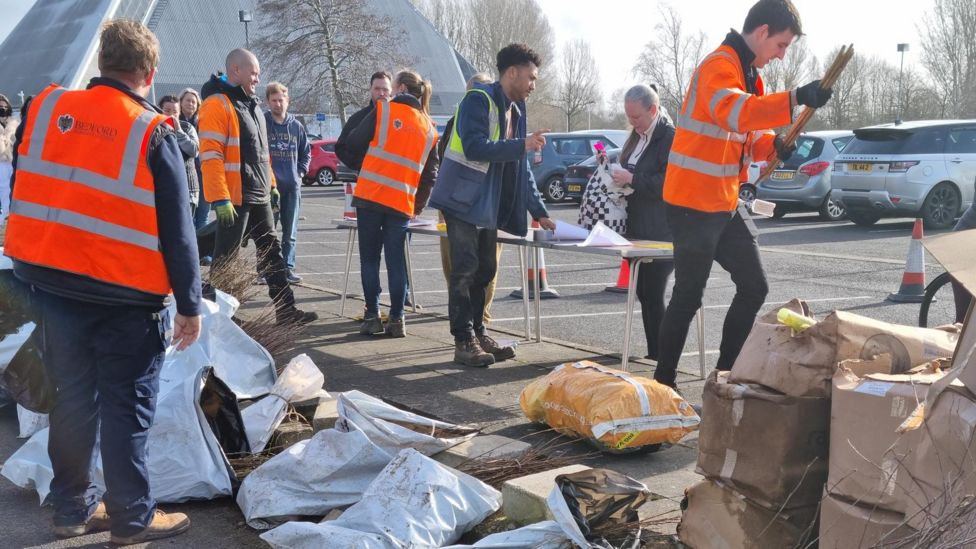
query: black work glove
[
  {"left": 795, "top": 80, "right": 833, "bottom": 109},
  {"left": 774, "top": 135, "right": 796, "bottom": 162}
]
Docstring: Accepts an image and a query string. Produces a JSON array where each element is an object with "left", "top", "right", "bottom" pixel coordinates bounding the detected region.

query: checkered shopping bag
[{"left": 578, "top": 158, "right": 630, "bottom": 234}]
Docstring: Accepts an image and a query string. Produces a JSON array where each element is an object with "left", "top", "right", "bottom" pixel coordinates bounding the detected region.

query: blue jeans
[
  {"left": 275, "top": 188, "right": 300, "bottom": 270},
  {"left": 194, "top": 199, "right": 212, "bottom": 231},
  {"left": 357, "top": 207, "right": 408, "bottom": 320},
  {"left": 36, "top": 289, "right": 165, "bottom": 537}
]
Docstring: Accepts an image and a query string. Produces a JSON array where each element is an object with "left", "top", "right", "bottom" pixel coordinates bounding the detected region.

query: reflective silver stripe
[
  {"left": 200, "top": 150, "right": 223, "bottom": 161},
  {"left": 668, "top": 151, "right": 740, "bottom": 178},
  {"left": 117, "top": 111, "right": 157, "bottom": 186},
  {"left": 224, "top": 163, "right": 241, "bottom": 172},
  {"left": 227, "top": 137, "right": 239, "bottom": 146},
  {"left": 10, "top": 199, "right": 159, "bottom": 251},
  {"left": 708, "top": 88, "right": 738, "bottom": 120},
  {"left": 727, "top": 93, "right": 749, "bottom": 133},
  {"left": 683, "top": 50, "right": 737, "bottom": 117},
  {"left": 17, "top": 155, "right": 155, "bottom": 207},
  {"left": 25, "top": 87, "right": 67, "bottom": 158},
  {"left": 367, "top": 147, "right": 423, "bottom": 173},
  {"left": 443, "top": 148, "right": 489, "bottom": 173},
  {"left": 376, "top": 102, "right": 390, "bottom": 149},
  {"left": 199, "top": 130, "right": 227, "bottom": 142},
  {"left": 677, "top": 113, "right": 747, "bottom": 143},
  {"left": 358, "top": 168, "right": 417, "bottom": 196}
]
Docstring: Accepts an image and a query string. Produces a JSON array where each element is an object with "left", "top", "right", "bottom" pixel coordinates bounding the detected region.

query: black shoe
[
  {"left": 476, "top": 333, "right": 516, "bottom": 361},
  {"left": 277, "top": 308, "right": 317, "bottom": 326}
]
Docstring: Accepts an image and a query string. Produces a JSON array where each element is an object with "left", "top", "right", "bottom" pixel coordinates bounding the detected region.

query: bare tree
[
  {"left": 762, "top": 37, "right": 816, "bottom": 93},
  {"left": 919, "top": 0, "right": 976, "bottom": 118},
  {"left": 553, "top": 39, "right": 600, "bottom": 131},
  {"left": 632, "top": 4, "right": 707, "bottom": 116},
  {"left": 413, "top": 0, "right": 468, "bottom": 54},
  {"left": 254, "top": 0, "right": 411, "bottom": 123}
]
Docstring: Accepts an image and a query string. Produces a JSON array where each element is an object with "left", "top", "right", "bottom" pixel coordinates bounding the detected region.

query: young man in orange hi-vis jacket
[
  {"left": 654, "top": 0, "right": 832, "bottom": 389},
  {"left": 198, "top": 48, "right": 316, "bottom": 326}
]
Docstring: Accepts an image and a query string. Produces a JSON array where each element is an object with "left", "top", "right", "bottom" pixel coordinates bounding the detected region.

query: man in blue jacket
[
  {"left": 265, "top": 81, "right": 311, "bottom": 283},
  {"left": 429, "top": 43, "right": 555, "bottom": 368}
]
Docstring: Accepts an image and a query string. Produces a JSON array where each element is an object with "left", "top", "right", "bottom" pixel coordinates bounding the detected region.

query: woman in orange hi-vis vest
[
  {"left": 653, "top": 0, "right": 832, "bottom": 389},
  {"left": 345, "top": 69, "right": 439, "bottom": 338}
]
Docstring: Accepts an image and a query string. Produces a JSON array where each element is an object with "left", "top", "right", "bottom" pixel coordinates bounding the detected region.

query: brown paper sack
[
  {"left": 697, "top": 371, "right": 828, "bottom": 509},
  {"left": 828, "top": 361, "right": 945, "bottom": 513},
  {"left": 729, "top": 299, "right": 958, "bottom": 398},
  {"left": 677, "top": 479, "right": 818, "bottom": 549},
  {"left": 819, "top": 491, "right": 915, "bottom": 549}
]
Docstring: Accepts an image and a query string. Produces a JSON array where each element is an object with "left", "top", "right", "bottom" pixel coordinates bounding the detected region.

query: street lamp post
[
  {"left": 239, "top": 10, "right": 253, "bottom": 49},
  {"left": 896, "top": 43, "right": 909, "bottom": 124}
]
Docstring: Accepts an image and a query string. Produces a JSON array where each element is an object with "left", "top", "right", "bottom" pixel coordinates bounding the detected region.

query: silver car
[
  {"left": 757, "top": 130, "right": 854, "bottom": 220},
  {"left": 831, "top": 120, "right": 976, "bottom": 228}
]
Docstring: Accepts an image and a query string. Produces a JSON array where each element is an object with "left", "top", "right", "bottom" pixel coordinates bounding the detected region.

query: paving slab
[{"left": 501, "top": 464, "right": 591, "bottom": 525}]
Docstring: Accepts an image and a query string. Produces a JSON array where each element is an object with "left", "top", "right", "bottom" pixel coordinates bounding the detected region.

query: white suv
[{"left": 830, "top": 120, "right": 976, "bottom": 229}]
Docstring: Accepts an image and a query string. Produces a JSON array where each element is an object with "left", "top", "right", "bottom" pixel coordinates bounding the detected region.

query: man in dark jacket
[
  {"left": 4, "top": 19, "right": 199, "bottom": 544},
  {"left": 335, "top": 71, "right": 392, "bottom": 171},
  {"left": 264, "top": 81, "right": 311, "bottom": 283},
  {"left": 428, "top": 43, "right": 555, "bottom": 368},
  {"left": 199, "top": 49, "right": 316, "bottom": 325}
]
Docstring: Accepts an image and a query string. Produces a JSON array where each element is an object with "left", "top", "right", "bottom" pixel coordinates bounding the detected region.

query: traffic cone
[
  {"left": 887, "top": 218, "right": 926, "bottom": 303},
  {"left": 343, "top": 181, "right": 357, "bottom": 219},
  {"left": 605, "top": 259, "right": 630, "bottom": 293},
  {"left": 511, "top": 221, "right": 560, "bottom": 299}
]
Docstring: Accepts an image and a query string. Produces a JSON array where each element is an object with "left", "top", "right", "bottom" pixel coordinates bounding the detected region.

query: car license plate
[
  {"left": 848, "top": 163, "right": 873, "bottom": 172},
  {"left": 770, "top": 171, "right": 794, "bottom": 180},
  {"left": 567, "top": 185, "right": 581, "bottom": 192}
]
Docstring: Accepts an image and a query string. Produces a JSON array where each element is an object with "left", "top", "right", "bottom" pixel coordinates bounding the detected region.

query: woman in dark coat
[{"left": 609, "top": 84, "right": 675, "bottom": 361}]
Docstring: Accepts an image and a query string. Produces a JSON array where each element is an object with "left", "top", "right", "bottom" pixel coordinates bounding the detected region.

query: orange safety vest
[
  {"left": 4, "top": 83, "right": 174, "bottom": 296},
  {"left": 354, "top": 100, "right": 438, "bottom": 217},
  {"left": 663, "top": 44, "right": 793, "bottom": 213}
]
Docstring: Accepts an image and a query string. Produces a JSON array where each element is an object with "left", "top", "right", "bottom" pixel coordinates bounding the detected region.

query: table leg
[
  {"left": 533, "top": 247, "right": 542, "bottom": 343},
  {"left": 697, "top": 308, "right": 706, "bottom": 379},
  {"left": 519, "top": 245, "right": 530, "bottom": 341},
  {"left": 405, "top": 234, "right": 418, "bottom": 313},
  {"left": 340, "top": 227, "right": 356, "bottom": 317},
  {"left": 621, "top": 258, "right": 641, "bottom": 371}
]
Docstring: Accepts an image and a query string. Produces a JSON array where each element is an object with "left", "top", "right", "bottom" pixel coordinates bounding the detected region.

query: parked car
[
  {"left": 563, "top": 148, "right": 622, "bottom": 202},
  {"left": 305, "top": 139, "right": 357, "bottom": 186},
  {"left": 831, "top": 120, "right": 976, "bottom": 228},
  {"left": 756, "top": 130, "right": 854, "bottom": 220},
  {"left": 532, "top": 131, "right": 628, "bottom": 202}
]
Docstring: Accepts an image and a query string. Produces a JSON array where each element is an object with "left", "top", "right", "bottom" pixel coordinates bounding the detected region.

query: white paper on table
[
  {"left": 408, "top": 218, "right": 436, "bottom": 227},
  {"left": 547, "top": 220, "right": 590, "bottom": 242},
  {"left": 578, "top": 221, "right": 630, "bottom": 247}
]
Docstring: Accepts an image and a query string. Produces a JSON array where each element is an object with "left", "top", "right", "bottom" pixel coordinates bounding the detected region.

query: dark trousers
[
  {"left": 655, "top": 205, "right": 768, "bottom": 387},
  {"left": 37, "top": 289, "right": 164, "bottom": 537},
  {"left": 637, "top": 260, "right": 674, "bottom": 361},
  {"left": 445, "top": 214, "right": 498, "bottom": 342},
  {"left": 213, "top": 201, "right": 295, "bottom": 313},
  {"left": 356, "top": 207, "right": 409, "bottom": 320}
]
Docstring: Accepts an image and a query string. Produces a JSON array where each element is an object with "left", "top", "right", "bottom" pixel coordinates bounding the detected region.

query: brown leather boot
[
  {"left": 477, "top": 333, "right": 516, "bottom": 361},
  {"left": 109, "top": 510, "right": 190, "bottom": 545},
  {"left": 454, "top": 337, "right": 495, "bottom": 368},
  {"left": 53, "top": 502, "right": 111, "bottom": 538}
]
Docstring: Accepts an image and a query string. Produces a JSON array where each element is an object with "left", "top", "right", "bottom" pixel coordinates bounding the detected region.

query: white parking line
[
  {"left": 298, "top": 262, "right": 613, "bottom": 276},
  {"left": 704, "top": 295, "right": 873, "bottom": 310}
]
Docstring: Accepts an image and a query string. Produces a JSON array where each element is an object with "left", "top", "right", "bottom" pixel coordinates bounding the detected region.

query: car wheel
[
  {"left": 738, "top": 184, "right": 756, "bottom": 203},
  {"left": 921, "top": 182, "right": 960, "bottom": 230},
  {"left": 317, "top": 168, "right": 336, "bottom": 186},
  {"left": 544, "top": 176, "right": 566, "bottom": 202},
  {"left": 772, "top": 208, "right": 787, "bottom": 219},
  {"left": 847, "top": 209, "right": 882, "bottom": 227},
  {"left": 818, "top": 192, "right": 847, "bottom": 221}
]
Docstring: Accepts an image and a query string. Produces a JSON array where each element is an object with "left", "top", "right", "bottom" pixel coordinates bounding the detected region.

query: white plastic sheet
[
  {"left": 237, "top": 428, "right": 392, "bottom": 529},
  {"left": 261, "top": 448, "right": 502, "bottom": 549},
  {"left": 443, "top": 521, "right": 573, "bottom": 548},
  {"left": 16, "top": 404, "right": 48, "bottom": 438},
  {"left": 336, "top": 390, "right": 477, "bottom": 456},
  {"left": 0, "top": 428, "right": 106, "bottom": 504},
  {"left": 241, "top": 354, "right": 326, "bottom": 453}
]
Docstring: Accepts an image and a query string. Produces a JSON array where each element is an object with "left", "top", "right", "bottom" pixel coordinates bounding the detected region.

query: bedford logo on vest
[
  {"left": 73, "top": 119, "right": 119, "bottom": 141},
  {"left": 56, "top": 114, "right": 74, "bottom": 134}
]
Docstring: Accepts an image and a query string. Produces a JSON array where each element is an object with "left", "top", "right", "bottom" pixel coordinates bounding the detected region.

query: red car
[{"left": 304, "top": 139, "right": 357, "bottom": 186}]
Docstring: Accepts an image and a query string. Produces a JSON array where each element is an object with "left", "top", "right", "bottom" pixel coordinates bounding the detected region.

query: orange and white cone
[
  {"left": 511, "top": 220, "right": 560, "bottom": 299},
  {"left": 343, "top": 181, "right": 357, "bottom": 219},
  {"left": 605, "top": 259, "right": 630, "bottom": 293},
  {"left": 887, "top": 218, "right": 926, "bottom": 303}
]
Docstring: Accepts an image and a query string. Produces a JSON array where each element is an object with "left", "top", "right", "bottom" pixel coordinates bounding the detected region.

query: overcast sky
[{"left": 1, "top": 0, "right": 929, "bottom": 97}]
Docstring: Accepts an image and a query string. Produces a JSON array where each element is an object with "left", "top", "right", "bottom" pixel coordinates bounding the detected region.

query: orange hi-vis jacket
[
  {"left": 4, "top": 83, "right": 175, "bottom": 296},
  {"left": 664, "top": 44, "right": 793, "bottom": 213},
  {"left": 354, "top": 100, "right": 438, "bottom": 217},
  {"left": 198, "top": 92, "right": 275, "bottom": 206}
]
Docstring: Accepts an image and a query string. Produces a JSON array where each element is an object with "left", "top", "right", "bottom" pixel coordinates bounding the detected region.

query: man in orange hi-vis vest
[
  {"left": 198, "top": 48, "right": 316, "bottom": 326},
  {"left": 653, "top": 0, "right": 832, "bottom": 389},
  {"left": 4, "top": 20, "right": 199, "bottom": 544}
]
